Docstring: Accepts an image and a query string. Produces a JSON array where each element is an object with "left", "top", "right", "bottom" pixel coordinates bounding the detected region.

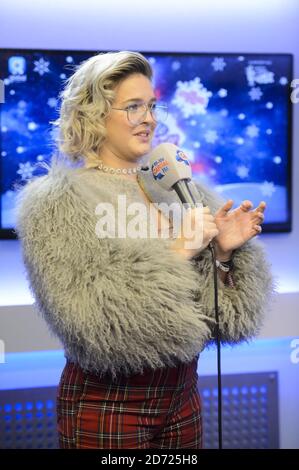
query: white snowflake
[
  {"left": 236, "top": 137, "right": 244, "bottom": 145},
  {"left": 237, "top": 165, "right": 249, "bottom": 179},
  {"left": 220, "top": 109, "right": 228, "bottom": 117},
  {"left": 279, "top": 77, "right": 288, "bottom": 85},
  {"left": 66, "top": 56, "right": 74, "bottom": 63},
  {"left": 60, "top": 73, "right": 66, "bottom": 79},
  {"left": 266, "top": 129, "right": 272, "bottom": 135},
  {"left": 172, "top": 61, "right": 181, "bottom": 71},
  {"left": 260, "top": 181, "right": 276, "bottom": 197},
  {"left": 246, "top": 124, "right": 260, "bottom": 138},
  {"left": 273, "top": 156, "right": 282, "bottom": 164},
  {"left": 190, "top": 119, "right": 197, "bottom": 126},
  {"left": 193, "top": 141, "right": 201, "bottom": 148},
  {"left": 18, "top": 100, "right": 27, "bottom": 109},
  {"left": 218, "top": 88, "right": 227, "bottom": 98},
  {"left": 214, "top": 156, "right": 222, "bottom": 163},
  {"left": 47, "top": 97, "right": 58, "bottom": 108},
  {"left": 204, "top": 130, "right": 218, "bottom": 144},
  {"left": 249, "top": 87, "right": 263, "bottom": 101},
  {"left": 16, "top": 146, "right": 25, "bottom": 154},
  {"left": 148, "top": 57, "right": 156, "bottom": 64},
  {"left": 172, "top": 77, "right": 212, "bottom": 118},
  {"left": 33, "top": 58, "right": 50, "bottom": 76},
  {"left": 266, "top": 102, "right": 273, "bottom": 109},
  {"left": 37, "top": 155, "right": 44, "bottom": 161},
  {"left": 17, "top": 162, "right": 35, "bottom": 180},
  {"left": 238, "top": 56, "right": 245, "bottom": 62},
  {"left": 238, "top": 113, "right": 246, "bottom": 120},
  {"left": 28, "top": 122, "right": 38, "bottom": 131},
  {"left": 211, "top": 57, "right": 226, "bottom": 72},
  {"left": 1, "top": 151, "right": 7, "bottom": 156}
]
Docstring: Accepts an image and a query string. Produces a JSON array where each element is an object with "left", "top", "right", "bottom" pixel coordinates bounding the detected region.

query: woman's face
[{"left": 101, "top": 73, "right": 157, "bottom": 164}]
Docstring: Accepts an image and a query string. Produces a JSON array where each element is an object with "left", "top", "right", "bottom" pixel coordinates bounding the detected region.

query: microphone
[
  {"left": 147, "top": 143, "right": 222, "bottom": 449},
  {"left": 147, "top": 142, "right": 198, "bottom": 207},
  {"left": 147, "top": 142, "right": 213, "bottom": 250}
]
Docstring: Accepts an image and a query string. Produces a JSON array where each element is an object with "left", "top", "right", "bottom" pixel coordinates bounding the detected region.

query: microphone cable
[
  {"left": 208, "top": 242, "right": 223, "bottom": 450},
  {"left": 173, "top": 180, "right": 223, "bottom": 449}
]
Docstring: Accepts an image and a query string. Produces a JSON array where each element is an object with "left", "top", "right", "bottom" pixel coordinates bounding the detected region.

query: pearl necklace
[{"left": 97, "top": 160, "right": 142, "bottom": 175}]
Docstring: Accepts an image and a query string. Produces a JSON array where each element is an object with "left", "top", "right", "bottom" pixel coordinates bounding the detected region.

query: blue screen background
[{"left": 0, "top": 50, "right": 292, "bottom": 230}]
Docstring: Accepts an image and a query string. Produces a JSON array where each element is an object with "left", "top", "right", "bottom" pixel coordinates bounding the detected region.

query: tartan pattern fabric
[{"left": 57, "top": 355, "right": 202, "bottom": 449}]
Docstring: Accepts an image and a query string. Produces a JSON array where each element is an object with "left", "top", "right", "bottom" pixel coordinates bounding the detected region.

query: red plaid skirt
[{"left": 57, "top": 354, "right": 202, "bottom": 449}]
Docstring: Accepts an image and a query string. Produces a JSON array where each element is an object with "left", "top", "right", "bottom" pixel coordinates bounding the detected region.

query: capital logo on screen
[
  {"left": 152, "top": 158, "right": 169, "bottom": 180},
  {"left": 8, "top": 56, "right": 26, "bottom": 76},
  {"left": 176, "top": 149, "right": 190, "bottom": 166}
]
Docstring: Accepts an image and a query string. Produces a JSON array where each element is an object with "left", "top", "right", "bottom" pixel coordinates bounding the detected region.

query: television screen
[{"left": 0, "top": 49, "right": 293, "bottom": 237}]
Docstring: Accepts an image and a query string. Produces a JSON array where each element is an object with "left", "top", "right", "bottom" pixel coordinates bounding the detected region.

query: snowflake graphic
[
  {"left": 47, "top": 97, "right": 58, "bottom": 108},
  {"left": 260, "top": 181, "right": 276, "bottom": 197},
  {"left": 220, "top": 109, "right": 228, "bottom": 117},
  {"left": 249, "top": 87, "right": 263, "bottom": 101},
  {"left": 211, "top": 57, "right": 227, "bottom": 72},
  {"left": 33, "top": 58, "right": 50, "bottom": 76},
  {"left": 172, "top": 61, "right": 181, "bottom": 71},
  {"left": 246, "top": 124, "right": 260, "bottom": 138},
  {"left": 279, "top": 77, "right": 288, "bottom": 85},
  {"left": 273, "top": 156, "right": 282, "bottom": 164},
  {"left": 237, "top": 165, "right": 249, "bottom": 179},
  {"left": 204, "top": 130, "right": 218, "bottom": 144},
  {"left": 28, "top": 122, "right": 38, "bottom": 131},
  {"left": 17, "top": 162, "right": 35, "bottom": 180},
  {"left": 172, "top": 77, "right": 212, "bottom": 118},
  {"left": 218, "top": 88, "right": 227, "bottom": 98}
]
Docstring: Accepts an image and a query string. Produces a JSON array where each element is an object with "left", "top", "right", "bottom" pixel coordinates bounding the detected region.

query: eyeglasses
[{"left": 111, "top": 101, "right": 168, "bottom": 125}]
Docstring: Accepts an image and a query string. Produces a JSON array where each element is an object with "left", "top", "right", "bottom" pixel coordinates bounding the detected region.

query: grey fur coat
[{"left": 15, "top": 158, "right": 274, "bottom": 380}]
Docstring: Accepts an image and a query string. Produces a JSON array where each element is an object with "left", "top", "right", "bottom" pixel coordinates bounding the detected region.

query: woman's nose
[{"left": 142, "top": 108, "right": 157, "bottom": 126}]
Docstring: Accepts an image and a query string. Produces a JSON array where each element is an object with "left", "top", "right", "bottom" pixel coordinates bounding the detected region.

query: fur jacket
[{"left": 15, "top": 158, "right": 274, "bottom": 380}]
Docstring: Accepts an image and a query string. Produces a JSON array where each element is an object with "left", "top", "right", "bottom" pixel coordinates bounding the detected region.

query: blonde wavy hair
[{"left": 53, "top": 51, "right": 153, "bottom": 168}]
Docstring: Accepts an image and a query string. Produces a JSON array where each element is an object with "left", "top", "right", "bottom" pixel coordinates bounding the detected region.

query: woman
[{"left": 16, "top": 51, "right": 273, "bottom": 449}]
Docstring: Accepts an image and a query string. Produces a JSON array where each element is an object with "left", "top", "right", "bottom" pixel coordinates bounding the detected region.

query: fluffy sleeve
[
  {"left": 192, "top": 181, "right": 275, "bottom": 344},
  {"left": 15, "top": 169, "right": 212, "bottom": 380}
]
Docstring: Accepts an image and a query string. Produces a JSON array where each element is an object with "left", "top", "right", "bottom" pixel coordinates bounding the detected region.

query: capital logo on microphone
[
  {"left": 176, "top": 149, "right": 190, "bottom": 166},
  {"left": 152, "top": 158, "right": 169, "bottom": 180}
]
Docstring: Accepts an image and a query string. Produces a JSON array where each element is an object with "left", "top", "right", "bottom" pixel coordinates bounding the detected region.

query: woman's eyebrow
[{"left": 121, "top": 97, "right": 157, "bottom": 104}]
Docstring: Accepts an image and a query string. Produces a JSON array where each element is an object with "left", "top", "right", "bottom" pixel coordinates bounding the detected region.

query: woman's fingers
[
  {"left": 217, "top": 199, "right": 234, "bottom": 216},
  {"left": 254, "top": 224, "right": 262, "bottom": 233},
  {"left": 254, "top": 201, "right": 267, "bottom": 213},
  {"left": 240, "top": 200, "right": 253, "bottom": 211}
]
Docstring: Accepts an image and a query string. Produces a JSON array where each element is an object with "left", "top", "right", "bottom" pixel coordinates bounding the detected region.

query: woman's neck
[{"left": 97, "top": 152, "right": 142, "bottom": 181}]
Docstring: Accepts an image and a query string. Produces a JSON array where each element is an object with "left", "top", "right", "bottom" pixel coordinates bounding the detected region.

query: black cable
[{"left": 209, "top": 242, "right": 223, "bottom": 450}]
